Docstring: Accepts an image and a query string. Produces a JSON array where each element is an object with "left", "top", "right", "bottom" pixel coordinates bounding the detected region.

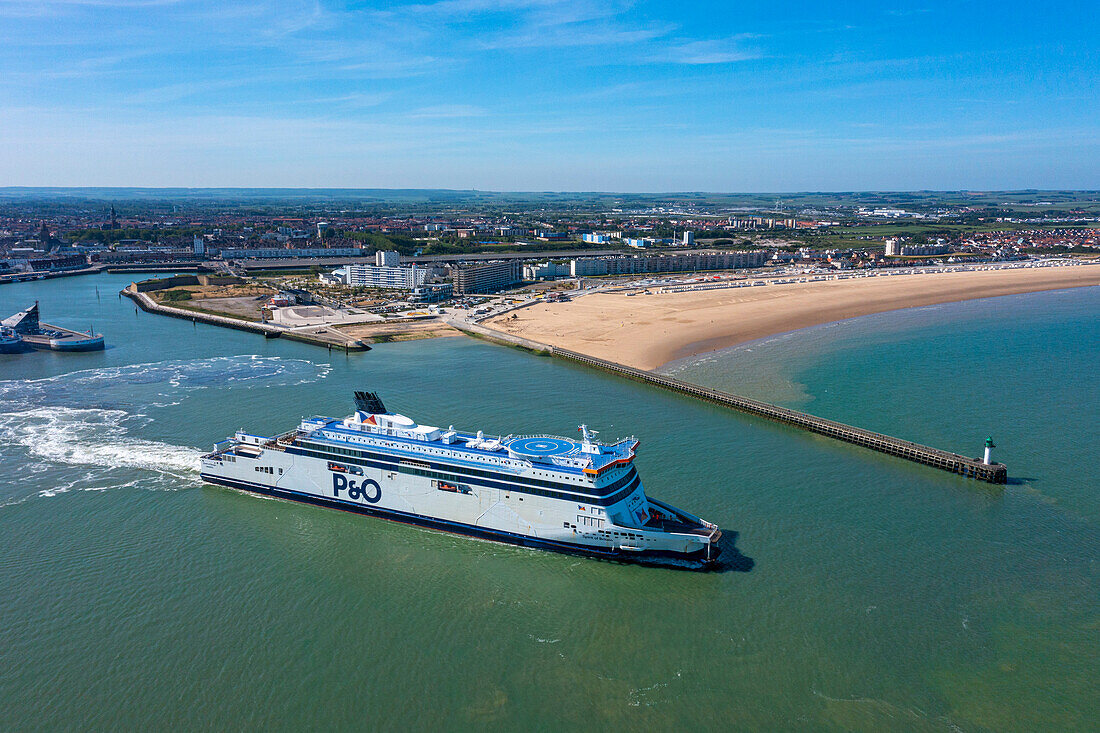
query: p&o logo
[{"left": 332, "top": 474, "right": 382, "bottom": 504}]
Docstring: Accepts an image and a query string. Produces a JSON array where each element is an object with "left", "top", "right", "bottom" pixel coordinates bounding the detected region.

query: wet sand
[{"left": 486, "top": 266, "right": 1099, "bottom": 370}]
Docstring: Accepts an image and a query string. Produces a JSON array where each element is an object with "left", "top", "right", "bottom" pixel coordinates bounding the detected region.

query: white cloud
[
  {"left": 410, "top": 104, "right": 487, "bottom": 118},
  {"left": 656, "top": 36, "right": 763, "bottom": 65}
]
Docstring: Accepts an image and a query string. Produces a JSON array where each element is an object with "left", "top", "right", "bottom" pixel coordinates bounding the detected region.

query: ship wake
[{"left": 0, "top": 406, "right": 202, "bottom": 503}]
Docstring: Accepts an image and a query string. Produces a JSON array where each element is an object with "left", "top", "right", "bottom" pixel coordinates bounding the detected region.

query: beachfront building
[
  {"left": 451, "top": 260, "right": 523, "bottom": 294},
  {"left": 900, "top": 243, "right": 952, "bottom": 256},
  {"left": 409, "top": 283, "right": 454, "bottom": 303},
  {"left": 523, "top": 262, "right": 572, "bottom": 280},
  {"left": 340, "top": 263, "right": 428, "bottom": 290},
  {"left": 570, "top": 250, "right": 767, "bottom": 277}
]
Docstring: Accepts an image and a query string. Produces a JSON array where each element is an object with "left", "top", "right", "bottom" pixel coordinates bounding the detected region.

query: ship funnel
[{"left": 353, "top": 391, "right": 387, "bottom": 415}]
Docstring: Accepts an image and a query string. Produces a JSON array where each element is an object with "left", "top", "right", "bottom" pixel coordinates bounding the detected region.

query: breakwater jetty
[
  {"left": 453, "top": 320, "right": 1007, "bottom": 484},
  {"left": 555, "top": 348, "right": 1008, "bottom": 484},
  {"left": 121, "top": 283, "right": 370, "bottom": 352}
]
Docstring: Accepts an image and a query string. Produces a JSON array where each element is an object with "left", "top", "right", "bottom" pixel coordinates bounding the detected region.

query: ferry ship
[{"left": 200, "top": 392, "right": 722, "bottom": 567}]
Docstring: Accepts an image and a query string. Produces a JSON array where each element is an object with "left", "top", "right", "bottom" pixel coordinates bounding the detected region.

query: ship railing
[
  {"left": 506, "top": 433, "right": 636, "bottom": 447},
  {"left": 505, "top": 433, "right": 576, "bottom": 443},
  {"left": 270, "top": 430, "right": 300, "bottom": 449}
]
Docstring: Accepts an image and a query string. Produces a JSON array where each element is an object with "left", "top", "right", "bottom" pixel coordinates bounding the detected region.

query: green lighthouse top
[{"left": 985, "top": 437, "right": 996, "bottom": 448}]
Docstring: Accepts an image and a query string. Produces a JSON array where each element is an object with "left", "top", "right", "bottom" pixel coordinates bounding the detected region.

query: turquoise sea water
[{"left": 1, "top": 275, "right": 1096, "bottom": 730}]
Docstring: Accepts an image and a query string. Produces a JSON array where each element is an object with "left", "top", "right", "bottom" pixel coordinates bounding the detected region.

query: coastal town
[
  {"left": 3, "top": 191, "right": 1098, "bottom": 283},
  {"left": 2, "top": 190, "right": 1097, "bottom": 354}
]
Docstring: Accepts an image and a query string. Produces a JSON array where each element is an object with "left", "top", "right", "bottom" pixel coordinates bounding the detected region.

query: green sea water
[{"left": 1, "top": 275, "right": 1096, "bottom": 731}]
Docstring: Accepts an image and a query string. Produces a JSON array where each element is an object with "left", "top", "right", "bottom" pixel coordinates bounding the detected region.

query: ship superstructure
[{"left": 200, "top": 391, "right": 721, "bottom": 567}]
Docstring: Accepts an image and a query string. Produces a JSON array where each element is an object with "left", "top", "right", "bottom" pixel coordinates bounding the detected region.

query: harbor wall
[
  {"left": 129, "top": 274, "right": 243, "bottom": 292},
  {"left": 552, "top": 348, "right": 1008, "bottom": 484},
  {"left": 121, "top": 288, "right": 370, "bottom": 351},
  {"left": 453, "top": 320, "right": 1007, "bottom": 484}
]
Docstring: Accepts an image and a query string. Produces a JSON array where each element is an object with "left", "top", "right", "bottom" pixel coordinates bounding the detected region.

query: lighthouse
[{"left": 983, "top": 437, "right": 995, "bottom": 465}]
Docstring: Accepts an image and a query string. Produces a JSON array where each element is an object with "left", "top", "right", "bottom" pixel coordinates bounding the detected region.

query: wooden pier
[{"left": 552, "top": 348, "right": 1008, "bottom": 484}]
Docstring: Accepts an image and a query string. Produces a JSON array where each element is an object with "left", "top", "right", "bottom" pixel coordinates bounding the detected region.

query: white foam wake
[{"left": 0, "top": 407, "right": 202, "bottom": 491}]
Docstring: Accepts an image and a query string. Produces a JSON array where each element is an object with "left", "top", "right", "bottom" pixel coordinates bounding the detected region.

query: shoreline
[
  {"left": 485, "top": 265, "right": 1100, "bottom": 370},
  {"left": 657, "top": 283, "right": 1089, "bottom": 371}
]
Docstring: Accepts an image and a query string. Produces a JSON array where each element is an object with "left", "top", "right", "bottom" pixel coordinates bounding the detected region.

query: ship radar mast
[{"left": 578, "top": 424, "right": 600, "bottom": 454}]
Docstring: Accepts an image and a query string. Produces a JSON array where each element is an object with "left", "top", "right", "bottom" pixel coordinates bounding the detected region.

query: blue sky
[{"left": 0, "top": 0, "right": 1096, "bottom": 190}]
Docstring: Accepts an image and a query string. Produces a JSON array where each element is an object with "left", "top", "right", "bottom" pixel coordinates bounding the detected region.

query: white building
[
  {"left": 342, "top": 264, "right": 427, "bottom": 289},
  {"left": 900, "top": 243, "right": 951, "bottom": 256},
  {"left": 571, "top": 250, "right": 766, "bottom": 277},
  {"left": 523, "top": 262, "right": 571, "bottom": 280},
  {"left": 682, "top": 231, "right": 694, "bottom": 246},
  {"left": 884, "top": 238, "right": 901, "bottom": 256},
  {"left": 375, "top": 250, "right": 400, "bottom": 267}
]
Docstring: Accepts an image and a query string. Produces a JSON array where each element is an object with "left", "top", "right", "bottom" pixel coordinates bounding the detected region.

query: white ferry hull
[{"left": 200, "top": 445, "right": 720, "bottom": 567}]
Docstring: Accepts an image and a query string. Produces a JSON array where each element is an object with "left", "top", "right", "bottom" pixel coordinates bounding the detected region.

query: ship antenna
[{"left": 578, "top": 424, "right": 601, "bottom": 454}]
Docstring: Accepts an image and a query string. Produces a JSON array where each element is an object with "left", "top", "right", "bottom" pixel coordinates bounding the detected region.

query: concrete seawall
[
  {"left": 455, "top": 319, "right": 1007, "bottom": 484},
  {"left": 121, "top": 288, "right": 371, "bottom": 351}
]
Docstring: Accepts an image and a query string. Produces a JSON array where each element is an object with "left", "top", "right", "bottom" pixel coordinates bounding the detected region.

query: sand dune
[{"left": 486, "top": 265, "right": 1099, "bottom": 370}]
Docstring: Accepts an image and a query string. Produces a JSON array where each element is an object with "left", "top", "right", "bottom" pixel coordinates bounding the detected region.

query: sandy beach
[{"left": 486, "top": 265, "right": 1099, "bottom": 370}]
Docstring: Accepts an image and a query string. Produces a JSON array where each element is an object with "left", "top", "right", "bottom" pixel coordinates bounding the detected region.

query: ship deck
[
  {"left": 20, "top": 322, "right": 104, "bottom": 351},
  {"left": 292, "top": 416, "right": 637, "bottom": 475}
]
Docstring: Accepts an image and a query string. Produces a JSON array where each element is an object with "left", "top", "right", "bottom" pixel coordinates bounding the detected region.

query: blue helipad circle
[{"left": 508, "top": 437, "right": 576, "bottom": 458}]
